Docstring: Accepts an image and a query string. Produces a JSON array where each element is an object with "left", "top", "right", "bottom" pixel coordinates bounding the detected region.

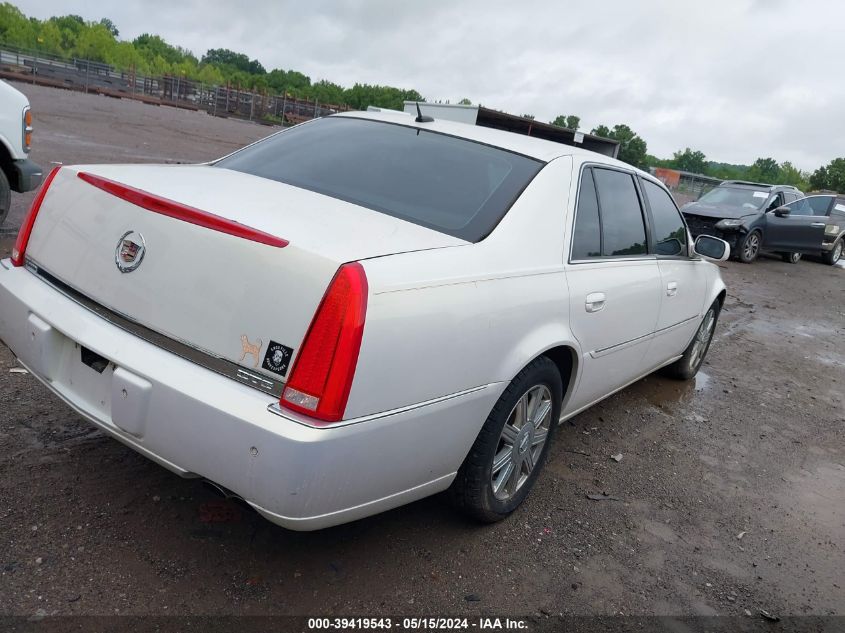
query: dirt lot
[
  {"left": 1, "top": 83, "right": 843, "bottom": 625},
  {"left": 1, "top": 83, "right": 272, "bottom": 234}
]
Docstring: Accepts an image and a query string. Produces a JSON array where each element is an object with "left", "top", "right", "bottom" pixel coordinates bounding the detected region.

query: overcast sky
[{"left": 24, "top": 0, "right": 845, "bottom": 170}]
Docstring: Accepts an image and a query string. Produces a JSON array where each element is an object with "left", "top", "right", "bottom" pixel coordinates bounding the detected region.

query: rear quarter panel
[{"left": 346, "top": 156, "right": 580, "bottom": 419}]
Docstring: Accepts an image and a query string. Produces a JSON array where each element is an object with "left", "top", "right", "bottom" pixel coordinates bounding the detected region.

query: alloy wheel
[
  {"left": 491, "top": 385, "right": 552, "bottom": 501},
  {"left": 834, "top": 241, "right": 843, "bottom": 263},
  {"left": 743, "top": 233, "right": 760, "bottom": 260},
  {"left": 689, "top": 308, "right": 716, "bottom": 371}
]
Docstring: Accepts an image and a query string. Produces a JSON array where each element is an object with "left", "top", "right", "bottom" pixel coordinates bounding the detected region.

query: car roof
[
  {"left": 333, "top": 110, "right": 647, "bottom": 175},
  {"left": 719, "top": 180, "right": 800, "bottom": 192}
]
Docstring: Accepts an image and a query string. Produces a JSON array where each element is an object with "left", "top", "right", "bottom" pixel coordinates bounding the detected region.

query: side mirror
[
  {"left": 694, "top": 235, "right": 730, "bottom": 262},
  {"left": 773, "top": 206, "right": 791, "bottom": 217}
]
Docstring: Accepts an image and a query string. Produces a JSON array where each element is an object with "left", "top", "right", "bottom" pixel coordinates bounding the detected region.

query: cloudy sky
[{"left": 25, "top": 0, "right": 845, "bottom": 170}]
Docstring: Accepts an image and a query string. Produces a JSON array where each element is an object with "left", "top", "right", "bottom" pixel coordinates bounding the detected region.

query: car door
[
  {"left": 638, "top": 177, "right": 708, "bottom": 367},
  {"left": 565, "top": 166, "right": 662, "bottom": 412},
  {"left": 764, "top": 195, "right": 829, "bottom": 253}
]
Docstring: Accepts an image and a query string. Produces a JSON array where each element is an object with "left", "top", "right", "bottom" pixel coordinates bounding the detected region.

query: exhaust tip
[{"left": 201, "top": 479, "right": 242, "bottom": 501}]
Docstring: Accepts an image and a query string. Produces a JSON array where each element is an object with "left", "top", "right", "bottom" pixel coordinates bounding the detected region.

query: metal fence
[
  {"left": 0, "top": 44, "right": 349, "bottom": 125},
  {"left": 651, "top": 167, "right": 722, "bottom": 203},
  {"left": 675, "top": 173, "right": 721, "bottom": 200}
]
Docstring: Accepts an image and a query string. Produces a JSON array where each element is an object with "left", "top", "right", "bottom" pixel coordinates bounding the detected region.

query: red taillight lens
[
  {"left": 11, "top": 165, "right": 61, "bottom": 267},
  {"left": 281, "top": 262, "right": 368, "bottom": 424}
]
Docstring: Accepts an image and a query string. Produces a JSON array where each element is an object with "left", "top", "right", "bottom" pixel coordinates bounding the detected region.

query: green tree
[
  {"left": 0, "top": 3, "right": 427, "bottom": 113},
  {"left": 0, "top": 3, "right": 37, "bottom": 48},
  {"left": 550, "top": 114, "right": 580, "bottom": 131},
  {"left": 778, "top": 161, "right": 810, "bottom": 191},
  {"left": 72, "top": 23, "right": 117, "bottom": 62},
  {"left": 592, "top": 124, "right": 648, "bottom": 169},
  {"left": 202, "top": 48, "right": 265, "bottom": 75},
  {"left": 266, "top": 68, "right": 311, "bottom": 94},
  {"left": 747, "top": 157, "right": 780, "bottom": 183},
  {"left": 457, "top": 97, "right": 472, "bottom": 105},
  {"left": 98, "top": 17, "right": 118, "bottom": 37},
  {"left": 671, "top": 148, "right": 707, "bottom": 174},
  {"left": 521, "top": 113, "right": 535, "bottom": 120},
  {"left": 133, "top": 33, "right": 195, "bottom": 66},
  {"left": 809, "top": 158, "right": 845, "bottom": 192}
]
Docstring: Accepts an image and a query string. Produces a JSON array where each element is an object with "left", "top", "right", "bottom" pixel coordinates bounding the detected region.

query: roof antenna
[{"left": 415, "top": 102, "right": 434, "bottom": 123}]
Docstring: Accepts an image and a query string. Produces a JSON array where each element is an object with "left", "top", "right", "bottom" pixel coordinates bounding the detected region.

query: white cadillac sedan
[{"left": 0, "top": 111, "right": 729, "bottom": 530}]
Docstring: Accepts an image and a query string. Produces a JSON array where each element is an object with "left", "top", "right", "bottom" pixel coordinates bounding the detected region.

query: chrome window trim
[
  {"left": 568, "top": 254, "right": 657, "bottom": 265},
  {"left": 568, "top": 162, "right": 654, "bottom": 265},
  {"left": 25, "top": 259, "right": 285, "bottom": 398},
  {"left": 267, "top": 384, "right": 492, "bottom": 429},
  {"left": 567, "top": 161, "right": 699, "bottom": 265}
]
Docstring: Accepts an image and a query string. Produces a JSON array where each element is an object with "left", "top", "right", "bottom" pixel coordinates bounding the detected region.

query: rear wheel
[
  {"left": 0, "top": 169, "right": 10, "bottom": 226},
  {"left": 661, "top": 301, "right": 720, "bottom": 380},
  {"left": 822, "top": 239, "right": 842, "bottom": 265},
  {"left": 738, "top": 231, "right": 761, "bottom": 263},
  {"left": 781, "top": 252, "right": 802, "bottom": 264},
  {"left": 449, "top": 356, "right": 562, "bottom": 523}
]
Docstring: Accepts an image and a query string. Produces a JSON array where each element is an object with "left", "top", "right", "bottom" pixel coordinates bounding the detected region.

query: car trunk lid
[{"left": 23, "top": 164, "right": 464, "bottom": 390}]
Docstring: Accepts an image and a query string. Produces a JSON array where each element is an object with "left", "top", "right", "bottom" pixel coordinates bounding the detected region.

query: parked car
[
  {"left": 0, "top": 80, "right": 43, "bottom": 225},
  {"left": 681, "top": 180, "right": 823, "bottom": 263},
  {"left": 0, "top": 112, "right": 729, "bottom": 530},
  {"left": 774, "top": 194, "right": 845, "bottom": 265}
]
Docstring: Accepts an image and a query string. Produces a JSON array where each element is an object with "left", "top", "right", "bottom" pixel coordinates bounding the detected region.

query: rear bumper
[
  {"left": 11, "top": 158, "right": 43, "bottom": 193},
  {"left": 0, "top": 259, "right": 501, "bottom": 530}
]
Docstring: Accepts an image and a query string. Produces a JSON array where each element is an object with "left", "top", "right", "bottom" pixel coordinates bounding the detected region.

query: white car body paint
[{"left": 0, "top": 110, "right": 726, "bottom": 530}]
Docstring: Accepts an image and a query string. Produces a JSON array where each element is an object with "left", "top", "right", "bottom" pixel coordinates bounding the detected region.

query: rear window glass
[{"left": 215, "top": 117, "right": 544, "bottom": 242}]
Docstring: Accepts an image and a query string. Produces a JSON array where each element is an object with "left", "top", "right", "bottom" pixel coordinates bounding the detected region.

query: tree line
[
  {"left": 545, "top": 115, "right": 843, "bottom": 193},
  {"left": 0, "top": 3, "right": 422, "bottom": 110},
  {"left": 1, "top": 3, "right": 842, "bottom": 192}
]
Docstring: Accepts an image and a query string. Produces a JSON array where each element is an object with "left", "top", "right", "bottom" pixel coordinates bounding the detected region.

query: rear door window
[
  {"left": 787, "top": 198, "right": 813, "bottom": 215},
  {"left": 808, "top": 196, "right": 833, "bottom": 216},
  {"left": 641, "top": 179, "right": 688, "bottom": 257},
  {"left": 593, "top": 168, "right": 648, "bottom": 257},
  {"left": 571, "top": 168, "right": 602, "bottom": 259}
]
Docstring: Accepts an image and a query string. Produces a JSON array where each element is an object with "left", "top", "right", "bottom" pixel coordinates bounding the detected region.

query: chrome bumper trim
[{"left": 267, "top": 384, "right": 491, "bottom": 429}]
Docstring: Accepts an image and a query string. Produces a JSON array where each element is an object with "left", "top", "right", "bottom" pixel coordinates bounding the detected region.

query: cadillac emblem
[{"left": 115, "top": 231, "right": 146, "bottom": 273}]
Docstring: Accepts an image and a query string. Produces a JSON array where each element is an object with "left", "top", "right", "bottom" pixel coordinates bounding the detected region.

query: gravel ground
[
  {"left": 1, "top": 82, "right": 272, "bottom": 234},
  {"left": 0, "top": 82, "right": 843, "bottom": 626}
]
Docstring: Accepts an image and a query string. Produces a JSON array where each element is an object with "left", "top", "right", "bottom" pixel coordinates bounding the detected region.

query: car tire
[
  {"left": 822, "top": 239, "right": 843, "bottom": 266},
  {"left": 661, "top": 300, "right": 721, "bottom": 381},
  {"left": 0, "top": 169, "right": 11, "bottom": 227},
  {"left": 781, "top": 252, "right": 802, "bottom": 264},
  {"left": 449, "top": 356, "right": 563, "bottom": 523},
  {"left": 738, "top": 231, "right": 761, "bottom": 263}
]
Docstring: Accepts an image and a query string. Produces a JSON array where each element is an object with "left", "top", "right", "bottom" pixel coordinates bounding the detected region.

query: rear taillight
[
  {"left": 281, "top": 262, "right": 368, "bottom": 424},
  {"left": 11, "top": 165, "right": 61, "bottom": 267},
  {"left": 23, "top": 107, "right": 32, "bottom": 152}
]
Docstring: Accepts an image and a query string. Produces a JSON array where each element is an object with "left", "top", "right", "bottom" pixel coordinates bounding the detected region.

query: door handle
[
  {"left": 666, "top": 281, "right": 678, "bottom": 297},
  {"left": 585, "top": 292, "right": 606, "bottom": 313},
  {"left": 810, "top": 222, "right": 825, "bottom": 227}
]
